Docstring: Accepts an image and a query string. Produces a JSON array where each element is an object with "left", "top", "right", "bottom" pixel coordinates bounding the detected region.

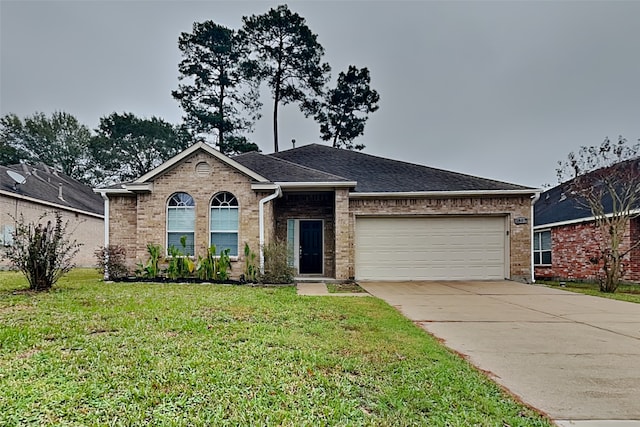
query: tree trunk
[
  {"left": 273, "top": 84, "right": 280, "bottom": 153},
  {"left": 219, "top": 76, "right": 225, "bottom": 154}
]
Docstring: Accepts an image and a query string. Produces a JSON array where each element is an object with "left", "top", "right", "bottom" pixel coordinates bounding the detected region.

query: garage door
[{"left": 355, "top": 216, "right": 507, "bottom": 281}]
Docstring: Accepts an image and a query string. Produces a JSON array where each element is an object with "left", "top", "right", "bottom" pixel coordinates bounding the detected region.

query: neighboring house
[
  {"left": 96, "top": 142, "right": 538, "bottom": 282},
  {"left": 534, "top": 179, "right": 640, "bottom": 283},
  {"left": 0, "top": 163, "right": 104, "bottom": 268}
]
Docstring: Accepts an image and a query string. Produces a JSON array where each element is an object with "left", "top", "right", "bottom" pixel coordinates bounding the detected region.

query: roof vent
[
  {"left": 195, "top": 161, "right": 211, "bottom": 177},
  {"left": 58, "top": 183, "right": 64, "bottom": 201},
  {"left": 559, "top": 193, "right": 567, "bottom": 202}
]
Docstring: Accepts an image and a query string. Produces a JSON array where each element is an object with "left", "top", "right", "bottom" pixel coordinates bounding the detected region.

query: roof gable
[
  {"left": 134, "top": 142, "right": 269, "bottom": 184},
  {"left": 271, "top": 144, "right": 533, "bottom": 193}
]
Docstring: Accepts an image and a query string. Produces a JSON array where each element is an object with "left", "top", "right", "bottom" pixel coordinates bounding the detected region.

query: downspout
[
  {"left": 100, "top": 192, "right": 110, "bottom": 280},
  {"left": 259, "top": 185, "right": 282, "bottom": 274},
  {"left": 530, "top": 191, "right": 541, "bottom": 284}
]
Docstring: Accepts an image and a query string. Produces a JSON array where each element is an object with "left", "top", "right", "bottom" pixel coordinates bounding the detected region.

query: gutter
[
  {"left": 259, "top": 185, "right": 282, "bottom": 274},
  {"left": 530, "top": 191, "right": 541, "bottom": 284},
  {"left": 99, "top": 191, "right": 110, "bottom": 281}
]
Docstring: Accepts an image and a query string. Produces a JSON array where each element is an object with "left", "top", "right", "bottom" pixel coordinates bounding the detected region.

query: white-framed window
[
  {"left": 167, "top": 192, "right": 195, "bottom": 256},
  {"left": 210, "top": 192, "right": 238, "bottom": 257},
  {"left": 533, "top": 230, "right": 552, "bottom": 265},
  {"left": 0, "top": 224, "right": 15, "bottom": 246}
]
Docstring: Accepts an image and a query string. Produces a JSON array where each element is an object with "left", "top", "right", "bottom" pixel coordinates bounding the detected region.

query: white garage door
[{"left": 355, "top": 216, "right": 507, "bottom": 281}]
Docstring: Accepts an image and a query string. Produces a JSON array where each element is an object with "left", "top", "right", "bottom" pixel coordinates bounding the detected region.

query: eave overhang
[
  {"left": 93, "top": 187, "right": 133, "bottom": 195},
  {"left": 349, "top": 189, "right": 540, "bottom": 198},
  {"left": 277, "top": 181, "right": 357, "bottom": 190},
  {"left": 534, "top": 208, "right": 640, "bottom": 230},
  {"left": 123, "top": 182, "right": 153, "bottom": 193}
]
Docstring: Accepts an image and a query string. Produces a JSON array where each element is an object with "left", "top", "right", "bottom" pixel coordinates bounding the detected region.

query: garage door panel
[{"left": 355, "top": 217, "right": 507, "bottom": 281}]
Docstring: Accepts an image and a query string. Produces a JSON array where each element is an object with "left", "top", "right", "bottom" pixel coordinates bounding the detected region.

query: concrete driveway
[{"left": 359, "top": 281, "right": 640, "bottom": 426}]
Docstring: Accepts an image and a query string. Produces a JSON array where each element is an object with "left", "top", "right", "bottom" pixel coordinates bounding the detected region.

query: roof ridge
[{"left": 276, "top": 143, "right": 533, "bottom": 190}]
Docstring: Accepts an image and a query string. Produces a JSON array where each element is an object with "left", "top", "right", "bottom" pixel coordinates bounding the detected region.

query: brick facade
[
  {"left": 108, "top": 151, "right": 273, "bottom": 277},
  {"left": 347, "top": 195, "right": 533, "bottom": 282},
  {"left": 535, "top": 218, "right": 640, "bottom": 283},
  {"left": 106, "top": 148, "right": 534, "bottom": 282}
]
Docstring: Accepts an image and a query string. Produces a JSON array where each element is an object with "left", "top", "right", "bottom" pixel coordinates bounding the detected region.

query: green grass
[
  {"left": 540, "top": 280, "right": 640, "bottom": 303},
  {"left": 0, "top": 269, "right": 552, "bottom": 426},
  {"left": 326, "top": 282, "right": 366, "bottom": 293}
]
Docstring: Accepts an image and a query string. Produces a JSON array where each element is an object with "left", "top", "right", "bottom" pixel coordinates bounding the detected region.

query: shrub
[
  {"left": 2, "top": 212, "right": 81, "bottom": 291},
  {"left": 136, "top": 243, "right": 162, "bottom": 278},
  {"left": 196, "top": 244, "right": 232, "bottom": 281},
  {"left": 260, "top": 240, "right": 294, "bottom": 284},
  {"left": 196, "top": 245, "right": 218, "bottom": 281},
  {"left": 166, "top": 236, "right": 195, "bottom": 280},
  {"left": 243, "top": 242, "right": 258, "bottom": 283},
  {"left": 94, "top": 244, "right": 129, "bottom": 280},
  {"left": 216, "top": 248, "right": 232, "bottom": 281}
]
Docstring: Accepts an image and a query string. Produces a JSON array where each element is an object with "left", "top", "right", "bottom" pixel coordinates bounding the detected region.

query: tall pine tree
[{"left": 173, "top": 21, "right": 260, "bottom": 154}]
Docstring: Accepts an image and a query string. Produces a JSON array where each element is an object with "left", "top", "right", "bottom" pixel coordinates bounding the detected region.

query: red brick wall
[
  {"left": 630, "top": 218, "right": 640, "bottom": 281},
  {"left": 535, "top": 219, "right": 639, "bottom": 283}
]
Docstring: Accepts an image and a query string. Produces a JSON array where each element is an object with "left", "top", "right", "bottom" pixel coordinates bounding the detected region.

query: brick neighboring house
[
  {"left": 533, "top": 179, "right": 640, "bottom": 283},
  {"left": 96, "top": 142, "right": 539, "bottom": 282},
  {"left": 0, "top": 163, "right": 104, "bottom": 268}
]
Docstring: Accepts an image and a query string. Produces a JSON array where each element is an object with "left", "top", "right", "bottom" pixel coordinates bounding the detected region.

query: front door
[{"left": 299, "top": 220, "right": 323, "bottom": 274}]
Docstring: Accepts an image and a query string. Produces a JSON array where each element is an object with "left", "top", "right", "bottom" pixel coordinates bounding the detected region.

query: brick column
[{"left": 334, "top": 188, "right": 350, "bottom": 280}]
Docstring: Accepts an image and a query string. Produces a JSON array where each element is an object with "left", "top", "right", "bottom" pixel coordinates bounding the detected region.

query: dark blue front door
[{"left": 300, "top": 220, "right": 323, "bottom": 274}]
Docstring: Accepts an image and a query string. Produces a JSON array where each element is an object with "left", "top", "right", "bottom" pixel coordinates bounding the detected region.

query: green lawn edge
[
  {"left": 0, "top": 269, "right": 552, "bottom": 426},
  {"left": 539, "top": 280, "right": 640, "bottom": 304}
]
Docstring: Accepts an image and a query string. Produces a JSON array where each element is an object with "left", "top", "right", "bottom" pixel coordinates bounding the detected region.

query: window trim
[
  {"left": 166, "top": 192, "right": 196, "bottom": 257},
  {"left": 533, "top": 229, "right": 552, "bottom": 266},
  {"left": 210, "top": 191, "right": 239, "bottom": 258}
]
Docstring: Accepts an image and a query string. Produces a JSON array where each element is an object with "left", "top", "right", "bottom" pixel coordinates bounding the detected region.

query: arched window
[
  {"left": 210, "top": 192, "right": 238, "bottom": 256},
  {"left": 167, "top": 192, "right": 195, "bottom": 256}
]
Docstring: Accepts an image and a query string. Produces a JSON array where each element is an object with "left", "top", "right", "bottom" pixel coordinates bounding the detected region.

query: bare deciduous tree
[{"left": 557, "top": 136, "right": 640, "bottom": 292}]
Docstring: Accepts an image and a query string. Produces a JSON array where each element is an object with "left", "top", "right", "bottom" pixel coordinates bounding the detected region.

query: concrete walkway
[
  {"left": 360, "top": 281, "right": 640, "bottom": 426},
  {"left": 296, "top": 282, "right": 369, "bottom": 297}
]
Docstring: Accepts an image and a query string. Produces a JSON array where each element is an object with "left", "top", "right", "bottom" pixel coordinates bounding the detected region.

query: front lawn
[
  {"left": 0, "top": 269, "right": 551, "bottom": 426},
  {"left": 540, "top": 280, "right": 640, "bottom": 304}
]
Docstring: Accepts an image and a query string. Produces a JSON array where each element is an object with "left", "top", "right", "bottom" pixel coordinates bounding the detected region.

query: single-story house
[
  {"left": 0, "top": 163, "right": 104, "bottom": 268},
  {"left": 534, "top": 178, "right": 640, "bottom": 283},
  {"left": 96, "top": 142, "right": 539, "bottom": 282}
]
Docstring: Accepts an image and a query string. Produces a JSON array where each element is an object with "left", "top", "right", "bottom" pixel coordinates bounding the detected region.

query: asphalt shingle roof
[
  {"left": 270, "top": 144, "right": 532, "bottom": 193},
  {"left": 534, "top": 159, "right": 640, "bottom": 226},
  {"left": 0, "top": 163, "right": 104, "bottom": 216},
  {"left": 232, "top": 151, "right": 351, "bottom": 183}
]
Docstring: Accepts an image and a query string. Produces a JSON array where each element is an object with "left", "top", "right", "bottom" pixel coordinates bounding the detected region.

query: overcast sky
[{"left": 2, "top": 0, "right": 639, "bottom": 188}]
